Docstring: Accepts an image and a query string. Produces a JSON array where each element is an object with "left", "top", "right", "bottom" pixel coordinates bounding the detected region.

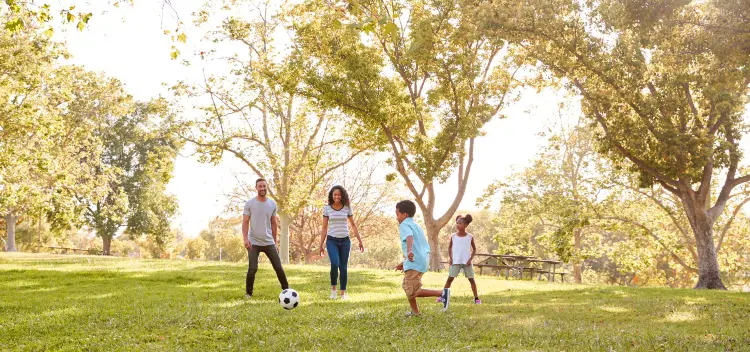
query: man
[{"left": 242, "top": 178, "right": 289, "bottom": 298}]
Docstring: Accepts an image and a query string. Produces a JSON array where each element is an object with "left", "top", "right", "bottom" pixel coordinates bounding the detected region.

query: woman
[{"left": 319, "top": 185, "right": 364, "bottom": 300}]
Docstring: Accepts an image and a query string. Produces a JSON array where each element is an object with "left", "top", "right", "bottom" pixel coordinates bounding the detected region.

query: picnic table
[
  {"left": 473, "top": 253, "right": 566, "bottom": 282},
  {"left": 36, "top": 246, "right": 104, "bottom": 255},
  {"left": 527, "top": 259, "right": 565, "bottom": 282},
  {"left": 474, "top": 254, "right": 536, "bottom": 279}
]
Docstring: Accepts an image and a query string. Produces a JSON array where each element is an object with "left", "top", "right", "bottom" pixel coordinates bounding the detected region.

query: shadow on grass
[{"left": 2, "top": 256, "right": 749, "bottom": 351}]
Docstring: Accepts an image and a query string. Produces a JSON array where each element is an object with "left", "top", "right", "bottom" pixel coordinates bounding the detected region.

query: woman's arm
[
  {"left": 319, "top": 217, "right": 329, "bottom": 255},
  {"left": 347, "top": 216, "right": 364, "bottom": 252}
]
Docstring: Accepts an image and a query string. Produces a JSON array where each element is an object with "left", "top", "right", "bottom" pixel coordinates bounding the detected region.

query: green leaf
[
  {"left": 4, "top": 18, "right": 24, "bottom": 31},
  {"left": 177, "top": 33, "right": 187, "bottom": 43},
  {"left": 44, "top": 28, "right": 54, "bottom": 37},
  {"left": 77, "top": 21, "right": 85, "bottom": 31},
  {"left": 332, "top": 19, "right": 342, "bottom": 29},
  {"left": 66, "top": 12, "right": 75, "bottom": 23},
  {"left": 170, "top": 49, "right": 180, "bottom": 60},
  {"left": 362, "top": 22, "right": 375, "bottom": 33},
  {"left": 384, "top": 22, "right": 398, "bottom": 41}
]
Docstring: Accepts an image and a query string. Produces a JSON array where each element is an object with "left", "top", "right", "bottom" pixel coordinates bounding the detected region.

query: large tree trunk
[
  {"left": 425, "top": 221, "right": 443, "bottom": 271},
  {"left": 681, "top": 196, "right": 726, "bottom": 289},
  {"left": 102, "top": 235, "right": 112, "bottom": 256},
  {"left": 573, "top": 228, "right": 583, "bottom": 284},
  {"left": 279, "top": 213, "right": 290, "bottom": 264},
  {"left": 691, "top": 218, "right": 726, "bottom": 289},
  {"left": 5, "top": 212, "right": 18, "bottom": 252}
]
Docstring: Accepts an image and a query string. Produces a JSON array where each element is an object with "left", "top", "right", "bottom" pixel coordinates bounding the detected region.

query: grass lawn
[{"left": 1, "top": 253, "right": 748, "bottom": 351}]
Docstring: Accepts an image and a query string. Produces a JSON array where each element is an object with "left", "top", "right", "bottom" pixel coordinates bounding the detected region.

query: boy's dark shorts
[{"left": 402, "top": 270, "right": 423, "bottom": 299}]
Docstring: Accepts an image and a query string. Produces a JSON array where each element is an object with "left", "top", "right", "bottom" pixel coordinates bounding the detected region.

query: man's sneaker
[
  {"left": 442, "top": 288, "right": 450, "bottom": 311},
  {"left": 340, "top": 293, "right": 349, "bottom": 301},
  {"left": 474, "top": 299, "right": 482, "bottom": 304},
  {"left": 245, "top": 294, "right": 252, "bottom": 299},
  {"left": 329, "top": 291, "right": 338, "bottom": 300}
]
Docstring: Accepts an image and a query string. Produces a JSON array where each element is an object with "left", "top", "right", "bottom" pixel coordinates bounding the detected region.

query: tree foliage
[
  {"left": 478, "top": 0, "right": 750, "bottom": 289},
  {"left": 290, "top": 0, "right": 522, "bottom": 269}
]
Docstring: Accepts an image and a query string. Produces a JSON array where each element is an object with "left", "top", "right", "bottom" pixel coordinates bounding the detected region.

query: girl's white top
[{"left": 451, "top": 233, "right": 473, "bottom": 265}]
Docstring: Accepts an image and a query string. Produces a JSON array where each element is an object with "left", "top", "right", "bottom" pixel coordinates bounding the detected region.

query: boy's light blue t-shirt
[{"left": 399, "top": 217, "right": 430, "bottom": 273}]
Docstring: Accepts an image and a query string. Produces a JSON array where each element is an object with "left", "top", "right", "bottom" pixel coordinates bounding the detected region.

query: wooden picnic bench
[
  {"left": 527, "top": 259, "right": 565, "bottom": 282},
  {"left": 473, "top": 254, "right": 567, "bottom": 282},
  {"left": 36, "top": 246, "right": 104, "bottom": 255}
]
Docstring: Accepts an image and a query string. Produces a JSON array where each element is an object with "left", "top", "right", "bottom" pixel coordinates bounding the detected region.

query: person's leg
[
  {"left": 415, "top": 289, "right": 442, "bottom": 297},
  {"left": 466, "top": 264, "right": 479, "bottom": 301},
  {"left": 407, "top": 297, "right": 420, "bottom": 315},
  {"left": 469, "top": 279, "right": 479, "bottom": 300},
  {"left": 326, "top": 238, "right": 339, "bottom": 294},
  {"left": 403, "top": 270, "right": 422, "bottom": 315},
  {"left": 338, "top": 237, "right": 351, "bottom": 294},
  {"left": 262, "top": 245, "right": 289, "bottom": 290},
  {"left": 246, "top": 247, "right": 261, "bottom": 296},
  {"left": 445, "top": 264, "right": 460, "bottom": 288}
]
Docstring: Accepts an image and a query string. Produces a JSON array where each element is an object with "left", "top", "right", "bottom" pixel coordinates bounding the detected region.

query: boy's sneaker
[
  {"left": 405, "top": 311, "right": 420, "bottom": 317},
  {"left": 442, "top": 288, "right": 450, "bottom": 311},
  {"left": 474, "top": 299, "right": 482, "bottom": 304},
  {"left": 329, "top": 291, "right": 338, "bottom": 300},
  {"left": 436, "top": 297, "right": 444, "bottom": 303}
]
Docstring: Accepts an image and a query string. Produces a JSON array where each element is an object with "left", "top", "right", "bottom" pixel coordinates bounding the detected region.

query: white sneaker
[
  {"left": 340, "top": 293, "right": 349, "bottom": 300},
  {"left": 329, "top": 291, "right": 338, "bottom": 299}
]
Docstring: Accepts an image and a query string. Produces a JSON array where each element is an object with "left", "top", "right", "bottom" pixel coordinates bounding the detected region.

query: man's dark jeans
[{"left": 246, "top": 245, "right": 289, "bottom": 295}]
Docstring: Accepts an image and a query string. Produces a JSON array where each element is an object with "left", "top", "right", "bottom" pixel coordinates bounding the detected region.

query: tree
[
  {"left": 71, "top": 84, "right": 182, "bottom": 255},
  {"left": 175, "top": 0, "right": 364, "bottom": 264},
  {"left": 479, "top": 0, "right": 750, "bottom": 289},
  {"left": 480, "top": 110, "right": 750, "bottom": 287},
  {"left": 0, "top": 13, "right": 110, "bottom": 252},
  {"left": 480, "top": 111, "right": 610, "bottom": 283},
  {"left": 291, "top": 0, "right": 521, "bottom": 269}
]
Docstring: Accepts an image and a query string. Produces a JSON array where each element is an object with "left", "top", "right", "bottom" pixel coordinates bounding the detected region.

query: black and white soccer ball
[{"left": 279, "top": 289, "right": 299, "bottom": 310}]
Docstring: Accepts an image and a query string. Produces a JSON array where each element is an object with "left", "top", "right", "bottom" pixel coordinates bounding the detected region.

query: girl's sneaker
[
  {"left": 329, "top": 291, "right": 338, "bottom": 300},
  {"left": 474, "top": 299, "right": 482, "bottom": 304}
]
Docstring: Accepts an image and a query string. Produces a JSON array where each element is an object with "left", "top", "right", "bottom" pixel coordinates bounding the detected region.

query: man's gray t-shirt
[{"left": 243, "top": 197, "right": 277, "bottom": 246}]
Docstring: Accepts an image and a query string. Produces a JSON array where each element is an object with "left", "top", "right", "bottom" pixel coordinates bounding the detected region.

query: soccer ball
[{"left": 279, "top": 289, "right": 300, "bottom": 310}]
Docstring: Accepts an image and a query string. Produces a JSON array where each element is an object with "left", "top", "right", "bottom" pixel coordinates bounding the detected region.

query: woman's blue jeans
[{"left": 326, "top": 236, "right": 351, "bottom": 290}]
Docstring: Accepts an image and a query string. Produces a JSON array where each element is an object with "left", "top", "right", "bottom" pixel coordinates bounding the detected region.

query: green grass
[{"left": 1, "top": 253, "right": 748, "bottom": 351}]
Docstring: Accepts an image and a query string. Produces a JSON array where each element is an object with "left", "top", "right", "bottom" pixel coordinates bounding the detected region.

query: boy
[{"left": 394, "top": 200, "right": 449, "bottom": 316}]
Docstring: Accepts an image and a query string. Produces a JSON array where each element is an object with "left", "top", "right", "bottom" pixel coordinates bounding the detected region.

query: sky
[{"left": 52, "top": 0, "right": 568, "bottom": 237}]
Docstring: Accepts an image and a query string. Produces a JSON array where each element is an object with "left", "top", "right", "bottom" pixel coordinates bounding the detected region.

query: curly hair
[
  {"left": 328, "top": 185, "right": 351, "bottom": 207},
  {"left": 455, "top": 214, "right": 473, "bottom": 225}
]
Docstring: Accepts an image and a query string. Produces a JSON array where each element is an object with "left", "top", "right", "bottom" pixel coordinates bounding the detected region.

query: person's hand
[
  {"left": 244, "top": 239, "right": 252, "bottom": 250},
  {"left": 395, "top": 262, "right": 404, "bottom": 271},
  {"left": 466, "top": 259, "right": 472, "bottom": 265},
  {"left": 407, "top": 251, "right": 414, "bottom": 262},
  {"left": 319, "top": 246, "right": 325, "bottom": 257},
  {"left": 358, "top": 241, "right": 365, "bottom": 253}
]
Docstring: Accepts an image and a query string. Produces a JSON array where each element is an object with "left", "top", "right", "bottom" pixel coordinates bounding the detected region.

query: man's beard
[{"left": 258, "top": 190, "right": 267, "bottom": 196}]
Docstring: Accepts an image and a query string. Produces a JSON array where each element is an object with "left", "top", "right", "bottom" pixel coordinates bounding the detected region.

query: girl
[
  {"left": 438, "top": 214, "right": 480, "bottom": 304},
  {"left": 319, "top": 185, "right": 364, "bottom": 300}
]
